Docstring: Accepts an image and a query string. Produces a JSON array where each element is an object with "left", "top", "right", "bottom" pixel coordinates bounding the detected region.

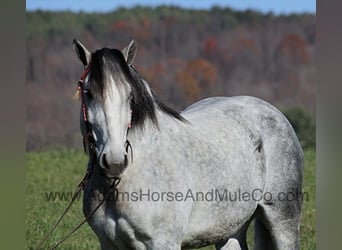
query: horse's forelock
[
  {"left": 88, "top": 48, "right": 129, "bottom": 99},
  {"left": 88, "top": 47, "right": 184, "bottom": 128}
]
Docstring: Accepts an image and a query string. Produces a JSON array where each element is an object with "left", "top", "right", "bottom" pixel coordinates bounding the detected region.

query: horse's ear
[
  {"left": 121, "top": 39, "right": 137, "bottom": 65},
  {"left": 73, "top": 38, "right": 91, "bottom": 66}
]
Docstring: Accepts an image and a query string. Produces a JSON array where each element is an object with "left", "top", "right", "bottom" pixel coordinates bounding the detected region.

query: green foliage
[
  {"left": 26, "top": 6, "right": 281, "bottom": 40},
  {"left": 26, "top": 149, "right": 315, "bottom": 249},
  {"left": 300, "top": 148, "right": 316, "bottom": 249},
  {"left": 283, "top": 107, "right": 316, "bottom": 149}
]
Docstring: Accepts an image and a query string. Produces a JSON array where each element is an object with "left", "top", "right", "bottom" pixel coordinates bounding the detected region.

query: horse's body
[{"left": 73, "top": 39, "right": 304, "bottom": 250}]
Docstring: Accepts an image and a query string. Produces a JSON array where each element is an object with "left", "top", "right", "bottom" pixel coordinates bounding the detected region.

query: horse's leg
[
  {"left": 217, "top": 238, "right": 241, "bottom": 250},
  {"left": 233, "top": 220, "right": 250, "bottom": 250},
  {"left": 99, "top": 240, "right": 120, "bottom": 250},
  {"left": 253, "top": 216, "right": 273, "bottom": 250},
  {"left": 255, "top": 202, "right": 301, "bottom": 250},
  {"left": 215, "top": 221, "right": 250, "bottom": 250}
]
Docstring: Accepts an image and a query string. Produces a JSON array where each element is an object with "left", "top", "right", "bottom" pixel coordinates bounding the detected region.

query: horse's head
[{"left": 73, "top": 39, "right": 138, "bottom": 177}]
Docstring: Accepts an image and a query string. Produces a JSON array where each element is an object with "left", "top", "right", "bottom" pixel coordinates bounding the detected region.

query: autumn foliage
[
  {"left": 26, "top": 7, "right": 315, "bottom": 150},
  {"left": 177, "top": 59, "right": 218, "bottom": 102}
]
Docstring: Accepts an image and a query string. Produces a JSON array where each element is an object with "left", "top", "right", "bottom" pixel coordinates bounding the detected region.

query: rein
[
  {"left": 35, "top": 171, "right": 91, "bottom": 250},
  {"left": 47, "top": 175, "right": 121, "bottom": 250},
  {"left": 35, "top": 169, "right": 121, "bottom": 250},
  {"left": 35, "top": 64, "right": 122, "bottom": 249}
]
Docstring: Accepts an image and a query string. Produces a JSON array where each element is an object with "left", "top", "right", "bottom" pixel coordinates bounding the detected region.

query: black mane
[{"left": 88, "top": 48, "right": 185, "bottom": 128}]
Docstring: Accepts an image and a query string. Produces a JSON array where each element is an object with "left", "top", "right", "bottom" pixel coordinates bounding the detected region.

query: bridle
[{"left": 76, "top": 63, "right": 96, "bottom": 155}]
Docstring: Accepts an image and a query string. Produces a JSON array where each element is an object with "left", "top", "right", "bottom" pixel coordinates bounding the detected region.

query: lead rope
[
  {"left": 35, "top": 168, "right": 121, "bottom": 250},
  {"left": 35, "top": 171, "right": 91, "bottom": 250},
  {"left": 48, "top": 177, "right": 121, "bottom": 250}
]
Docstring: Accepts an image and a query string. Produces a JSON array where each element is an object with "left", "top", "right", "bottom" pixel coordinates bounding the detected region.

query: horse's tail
[{"left": 253, "top": 217, "right": 273, "bottom": 250}]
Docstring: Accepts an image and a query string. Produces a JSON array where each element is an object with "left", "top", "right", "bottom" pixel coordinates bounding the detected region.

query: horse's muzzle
[{"left": 98, "top": 153, "right": 128, "bottom": 178}]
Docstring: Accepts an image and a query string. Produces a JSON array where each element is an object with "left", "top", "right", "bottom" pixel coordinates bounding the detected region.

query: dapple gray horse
[{"left": 73, "top": 39, "right": 304, "bottom": 250}]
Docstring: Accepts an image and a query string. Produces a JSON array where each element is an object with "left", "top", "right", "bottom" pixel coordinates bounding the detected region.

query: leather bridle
[{"left": 76, "top": 63, "right": 96, "bottom": 154}]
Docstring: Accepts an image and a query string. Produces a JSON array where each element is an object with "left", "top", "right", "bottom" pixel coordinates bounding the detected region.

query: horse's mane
[{"left": 88, "top": 48, "right": 185, "bottom": 128}]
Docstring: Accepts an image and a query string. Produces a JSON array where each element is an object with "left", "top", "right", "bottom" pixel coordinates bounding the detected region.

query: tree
[
  {"left": 176, "top": 58, "right": 218, "bottom": 103},
  {"left": 275, "top": 34, "right": 310, "bottom": 65}
]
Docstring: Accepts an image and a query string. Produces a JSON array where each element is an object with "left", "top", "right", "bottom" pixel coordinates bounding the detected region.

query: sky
[{"left": 26, "top": 0, "right": 316, "bottom": 15}]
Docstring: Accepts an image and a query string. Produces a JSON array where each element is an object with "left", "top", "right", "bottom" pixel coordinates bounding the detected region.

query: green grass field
[{"left": 26, "top": 149, "right": 315, "bottom": 249}]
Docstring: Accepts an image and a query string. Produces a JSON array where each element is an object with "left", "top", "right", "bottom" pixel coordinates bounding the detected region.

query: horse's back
[
  {"left": 183, "top": 96, "right": 291, "bottom": 133},
  {"left": 183, "top": 96, "right": 302, "bottom": 158}
]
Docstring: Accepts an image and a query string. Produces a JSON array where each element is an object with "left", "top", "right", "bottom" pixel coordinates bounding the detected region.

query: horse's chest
[
  {"left": 83, "top": 187, "right": 147, "bottom": 249},
  {"left": 83, "top": 188, "right": 116, "bottom": 237}
]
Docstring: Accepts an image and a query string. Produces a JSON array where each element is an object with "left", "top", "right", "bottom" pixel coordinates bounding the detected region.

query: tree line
[{"left": 26, "top": 6, "right": 315, "bottom": 150}]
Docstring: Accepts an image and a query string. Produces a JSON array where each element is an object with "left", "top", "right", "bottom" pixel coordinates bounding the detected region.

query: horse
[{"left": 72, "top": 39, "right": 304, "bottom": 250}]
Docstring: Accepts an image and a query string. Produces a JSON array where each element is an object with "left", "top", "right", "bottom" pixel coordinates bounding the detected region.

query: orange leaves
[
  {"left": 187, "top": 59, "right": 218, "bottom": 85},
  {"left": 176, "top": 70, "right": 201, "bottom": 102},
  {"left": 139, "top": 63, "right": 165, "bottom": 91},
  {"left": 277, "top": 34, "right": 310, "bottom": 64},
  {"left": 176, "top": 59, "right": 218, "bottom": 102},
  {"left": 203, "top": 37, "right": 219, "bottom": 56}
]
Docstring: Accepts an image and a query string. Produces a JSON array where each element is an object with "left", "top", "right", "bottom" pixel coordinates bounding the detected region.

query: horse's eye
[{"left": 83, "top": 89, "right": 93, "bottom": 100}]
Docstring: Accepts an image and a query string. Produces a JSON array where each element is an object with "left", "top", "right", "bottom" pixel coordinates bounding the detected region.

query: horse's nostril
[{"left": 102, "top": 154, "right": 109, "bottom": 169}]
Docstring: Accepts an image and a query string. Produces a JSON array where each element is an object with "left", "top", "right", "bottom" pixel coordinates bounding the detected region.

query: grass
[
  {"left": 299, "top": 148, "right": 316, "bottom": 249},
  {"left": 26, "top": 148, "right": 315, "bottom": 249}
]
